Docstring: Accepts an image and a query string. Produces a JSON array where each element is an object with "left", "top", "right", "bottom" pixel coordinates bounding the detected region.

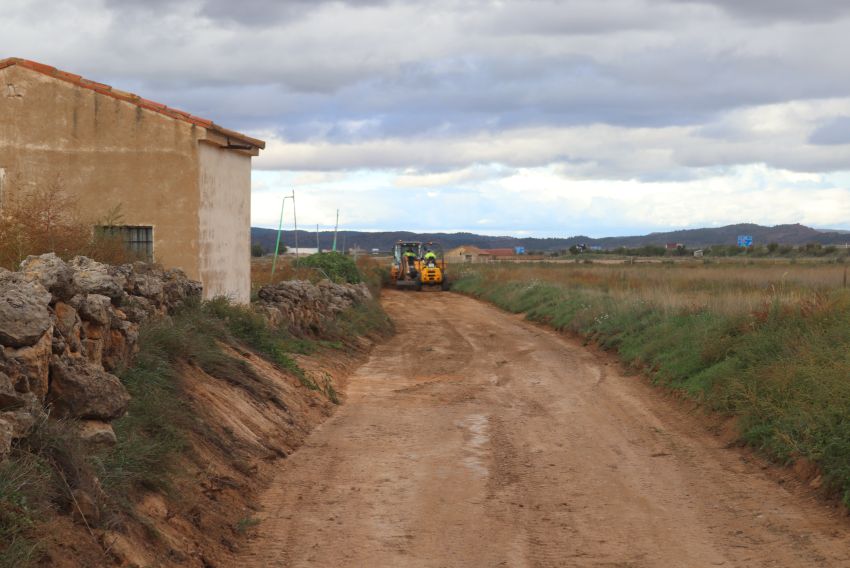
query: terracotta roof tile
[{"left": 0, "top": 57, "right": 265, "bottom": 149}]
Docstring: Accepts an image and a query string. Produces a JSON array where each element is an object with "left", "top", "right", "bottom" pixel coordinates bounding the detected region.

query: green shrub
[{"left": 298, "top": 252, "right": 361, "bottom": 284}]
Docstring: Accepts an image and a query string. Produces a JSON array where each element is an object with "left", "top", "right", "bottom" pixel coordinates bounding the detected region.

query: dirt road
[{"left": 242, "top": 291, "right": 850, "bottom": 567}]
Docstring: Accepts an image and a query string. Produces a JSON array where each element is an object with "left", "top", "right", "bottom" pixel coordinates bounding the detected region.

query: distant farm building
[
  {"left": 447, "top": 246, "right": 535, "bottom": 262},
  {"left": 447, "top": 245, "right": 491, "bottom": 263},
  {"left": 666, "top": 243, "right": 685, "bottom": 250},
  {"left": 479, "top": 248, "right": 516, "bottom": 258},
  {"left": 0, "top": 58, "right": 265, "bottom": 302}
]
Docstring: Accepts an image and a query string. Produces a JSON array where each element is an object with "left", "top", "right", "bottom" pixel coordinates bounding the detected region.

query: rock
[
  {"left": 19, "top": 253, "right": 74, "bottom": 302},
  {"left": 101, "top": 530, "right": 153, "bottom": 568},
  {"left": 67, "top": 294, "right": 84, "bottom": 310},
  {"left": 122, "top": 295, "right": 156, "bottom": 324},
  {"left": 51, "top": 333, "right": 67, "bottom": 356},
  {"left": 71, "top": 489, "right": 101, "bottom": 525},
  {"left": 0, "top": 272, "right": 52, "bottom": 348},
  {"left": 0, "top": 391, "right": 41, "bottom": 441},
  {"left": 256, "top": 279, "right": 372, "bottom": 333},
  {"left": 54, "top": 303, "right": 83, "bottom": 356},
  {"left": 162, "top": 268, "right": 202, "bottom": 310},
  {"left": 69, "top": 257, "right": 125, "bottom": 301},
  {"left": 138, "top": 494, "right": 169, "bottom": 519},
  {"left": 1, "top": 408, "right": 37, "bottom": 438},
  {"left": 53, "top": 302, "right": 79, "bottom": 337},
  {"left": 128, "top": 273, "right": 164, "bottom": 303},
  {"left": 48, "top": 357, "right": 130, "bottom": 421},
  {"left": 84, "top": 338, "right": 104, "bottom": 367},
  {"left": 74, "top": 420, "right": 117, "bottom": 449},
  {"left": 82, "top": 321, "right": 104, "bottom": 341},
  {"left": 0, "top": 371, "right": 25, "bottom": 410},
  {"left": 79, "top": 294, "right": 112, "bottom": 326},
  {"left": 102, "top": 329, "right": 127, "bottom": 372},
  {"left": 3, "top": 330, "right": 53, "bottom": 398}
]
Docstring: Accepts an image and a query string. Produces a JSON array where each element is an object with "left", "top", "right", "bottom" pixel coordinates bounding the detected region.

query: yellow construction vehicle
[{"left": 390, "top": 241, "right": 449, "bottom": 291}]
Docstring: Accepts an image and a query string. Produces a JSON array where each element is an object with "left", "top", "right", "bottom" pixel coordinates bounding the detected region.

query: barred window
[{"left": 96, "top": 225, "right": 154, "bottom": 261}]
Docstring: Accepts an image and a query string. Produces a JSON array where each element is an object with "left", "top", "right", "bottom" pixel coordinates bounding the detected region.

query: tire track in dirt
[{"left": 241, "top": 290, "right": 850, "bottom": 567}]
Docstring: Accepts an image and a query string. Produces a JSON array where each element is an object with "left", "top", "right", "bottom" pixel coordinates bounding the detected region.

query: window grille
[{"left": 96, "top": 225, "right": 154, "bottom": 261}]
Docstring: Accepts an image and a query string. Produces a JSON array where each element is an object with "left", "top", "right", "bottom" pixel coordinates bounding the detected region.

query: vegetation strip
[
  {"left": 452, "top": 262, "right": 850, "bottom": 506},
  {"left": 1, "top": 253, "right": 393, "bottom": 567}
]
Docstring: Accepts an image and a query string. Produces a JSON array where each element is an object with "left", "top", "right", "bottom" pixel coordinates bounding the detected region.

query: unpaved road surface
[{"left": 242, "top": 291, "right": 850, "bottom": 567}]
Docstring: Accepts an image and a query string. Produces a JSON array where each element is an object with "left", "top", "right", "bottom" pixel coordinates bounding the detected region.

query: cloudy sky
[{"left": 4, "top": 0, "right": 850, "bottom": 237}]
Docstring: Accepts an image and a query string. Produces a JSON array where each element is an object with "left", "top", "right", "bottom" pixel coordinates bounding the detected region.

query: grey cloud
[
  {"left": 198, "top": 0, "right": 392, "bottom": 26},
  {"left": 5, "top": 0, "right": 850, "bottom": 178},
  {"left": 105, "top": 0, "right": 391, "bottom": 25},
  {"left": 477, "top": 0, "right": 664, "bottom": 35},
  {"left": 669, "top": 0, "right": 850, "bottom": 21},
  {"left": 809, "top": 117, "right": 850, "bottom": 146}
]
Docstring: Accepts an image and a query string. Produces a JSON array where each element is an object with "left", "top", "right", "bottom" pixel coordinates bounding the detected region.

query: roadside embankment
[
  {"left": 452, "top": 263, "right": 850, "bottom": 507},
  {"left": 1, "top": 255, "right": 392, "bottom": 567}
]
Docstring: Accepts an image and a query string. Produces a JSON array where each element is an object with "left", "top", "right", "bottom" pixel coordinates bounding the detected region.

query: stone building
[
  {"left": 0, "top": 58, "right": 265, "bottom": 302},
  {"left": 446, "top": 245, "right": 493, "bottom": 263}
]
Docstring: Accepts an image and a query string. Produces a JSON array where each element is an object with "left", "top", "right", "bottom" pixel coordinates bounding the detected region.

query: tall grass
[
  {"left": 0, "top": 178, "right": 135, "bottom": 270},
  {"left": 453, "top": 263, "right": 850, "bottom": 504},
  {"left": 0, "top": 453, "right": 51, "bottom": 567}
]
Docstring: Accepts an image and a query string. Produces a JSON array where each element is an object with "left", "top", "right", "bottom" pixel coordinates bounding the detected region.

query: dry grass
[
  {"left": 454, "top": 262, "right": 848, "bottom": 317},
  {"left": 0, "top": 176, "right": 135, "bottom": 270}
]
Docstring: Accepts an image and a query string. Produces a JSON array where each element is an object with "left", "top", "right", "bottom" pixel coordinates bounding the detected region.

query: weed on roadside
[
  {"left": 0, "top": 452, "right": 52, "bottom": 567},
  {"left": 233, "top": 516, "right": 260, "bottom": 535}
]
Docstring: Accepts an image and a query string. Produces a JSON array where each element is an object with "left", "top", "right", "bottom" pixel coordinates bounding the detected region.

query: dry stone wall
[
  {"left": 256, "top": 280, "right": 372, "bottom": 334},
  {"left": 0, "top": 253, "right": 201, "bottom": 457}
]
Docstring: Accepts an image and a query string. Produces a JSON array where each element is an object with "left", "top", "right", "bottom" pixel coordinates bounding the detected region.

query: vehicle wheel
[{"left": 415, "top": 277, "right": 423, "bottom": 291}]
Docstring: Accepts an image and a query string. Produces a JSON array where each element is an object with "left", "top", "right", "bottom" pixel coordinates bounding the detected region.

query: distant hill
[{"left": 251, "top": 223, "right": 850, "bottom": 253}]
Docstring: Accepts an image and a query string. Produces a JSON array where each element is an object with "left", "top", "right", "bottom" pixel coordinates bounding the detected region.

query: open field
[{"left": 452, "top": 261, "right": 850, "bottom": 506}]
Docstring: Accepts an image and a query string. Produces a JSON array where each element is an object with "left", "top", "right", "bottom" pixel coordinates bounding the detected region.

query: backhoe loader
[{"left": 390, "top": 241, "right": 449, "bottom": 291}]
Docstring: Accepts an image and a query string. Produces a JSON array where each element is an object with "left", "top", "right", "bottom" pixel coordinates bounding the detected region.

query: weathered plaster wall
[
  {"left": 197, "top": 142, "right": 251, "bottom": 303},
  {"left": 0, "top": 65, "right": 202, "bottom": 280}
]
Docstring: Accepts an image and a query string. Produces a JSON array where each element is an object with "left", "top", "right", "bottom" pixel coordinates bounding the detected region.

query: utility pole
[
  {"left": 270, "top": 190, "right": 295, "bottom": 281},
  {"left": 332, "top": 209, "right": 339, "bottom": 252},
  {"left": 292, "top": 188, "right": 299, "bottom": 265}
]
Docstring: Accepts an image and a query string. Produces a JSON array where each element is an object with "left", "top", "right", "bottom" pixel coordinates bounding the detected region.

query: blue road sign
[{"left": 737, "top": 235, "right": 753, "bottom": 248}]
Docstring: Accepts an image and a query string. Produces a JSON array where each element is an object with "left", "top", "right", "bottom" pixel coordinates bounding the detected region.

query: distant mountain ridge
[{"left": 251, "top": 223, "right": 850, "bottom": 253}]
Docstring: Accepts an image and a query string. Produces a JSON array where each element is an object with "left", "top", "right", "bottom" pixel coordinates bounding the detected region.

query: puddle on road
[{"left": 458, "top": 413, "right": 490, "bottom": 477}]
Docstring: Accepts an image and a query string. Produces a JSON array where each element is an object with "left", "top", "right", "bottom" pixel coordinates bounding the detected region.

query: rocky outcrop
[
  {"left": 0, "top": 254, "right": 201, "bottom": 458},
  {"left": 256, "top": 280, "right": 372, "bottom": 333},
  {"left": 48, "top": 357, "right": 131, "bottom": 421},
  {"left": 0, "top": 270, "right": 52, "bottom": 348}
]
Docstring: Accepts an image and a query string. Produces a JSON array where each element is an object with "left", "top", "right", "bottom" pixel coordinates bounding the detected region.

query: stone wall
[
  {"left": 256, "top": 280, "right": 372, "bottom": 334},
  {"left": 0, "top": 253, "right": 201, "bottom": 457}
]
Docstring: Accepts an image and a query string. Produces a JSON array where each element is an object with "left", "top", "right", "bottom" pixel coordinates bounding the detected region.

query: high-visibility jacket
[{"left": 424, "top": 252, "right": 436, "bottom": 260}]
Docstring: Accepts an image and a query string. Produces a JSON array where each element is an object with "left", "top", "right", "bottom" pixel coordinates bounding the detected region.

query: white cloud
[
  {"left": 252, "top": 164, "right": 850, "bottom": 236},
  {"left": 255, "top": 97, "right": 850, "bottom": 176}
]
